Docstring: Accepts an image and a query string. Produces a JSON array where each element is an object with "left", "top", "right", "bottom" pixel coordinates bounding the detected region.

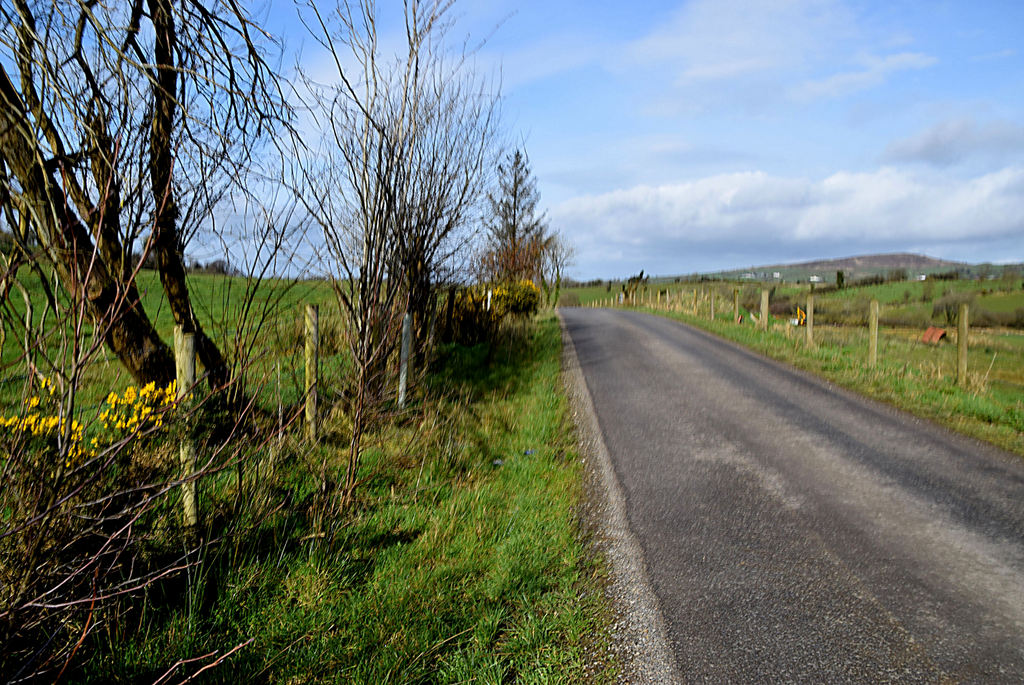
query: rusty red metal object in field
[{"left": 922, "top": 327, "right": 947, "bottom": 344}]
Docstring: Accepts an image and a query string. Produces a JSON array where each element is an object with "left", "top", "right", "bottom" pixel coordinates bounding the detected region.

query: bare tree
[
  {"left": 392, "top": 40, "right": 500, "bottom": 363},
  {"left": 0, "top": 4, "right": 300, "bottom": 678},
  {"left": 540, "top": 230, "right": 575, "bottom": 307},
  {"left": 0, "top": 0, "right": 287, "bottom": 388},
  {"left": 296, "top": 0, "right": 455, "bottom": 510}
]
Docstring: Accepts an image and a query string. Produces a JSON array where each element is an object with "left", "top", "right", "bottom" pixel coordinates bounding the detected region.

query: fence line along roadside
[
  {"left": 759, "top": 289, "right": 769, "bottom": 331},
  {"left": 958, "top": 303, "right": 969, "bottom": 388},
  {"left": 869, "top": 299, "right": 879, "bottom": 368},
  {"left": 174, "top": 325, "right": 198, "bottom": 528},
  {"left": 806, "top": 294, "right": 815, "bottom": 348},
  {"left": 591, "top": 284, "right": 978, "bottom": 387},
  {"left": 398, "top": 312, "right": 412, "bottom": 408},
  {"left": 305, "top": 304, "right": 318, "bottom": 442}
]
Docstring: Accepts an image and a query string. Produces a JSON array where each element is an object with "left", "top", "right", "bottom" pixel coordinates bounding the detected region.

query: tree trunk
[
  {"left": 0, "top": 67, "right": 175, "bottom": 386},
  {"left": 149, "top": 0, "right": 229, "bottom": 389}
]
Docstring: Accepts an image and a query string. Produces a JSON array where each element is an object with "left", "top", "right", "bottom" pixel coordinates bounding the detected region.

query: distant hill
[
  {"left": 711, "top": 253, "right": 972, "bottom": 284},
  {"left": 770, "top": 252, "right": 962, "bottom": 270},
  {"left": 754, "top": 253, "right": 962, "bottom": 273}
]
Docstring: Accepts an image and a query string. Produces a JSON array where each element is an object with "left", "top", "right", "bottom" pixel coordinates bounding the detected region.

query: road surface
[{"left": 562, "top": 307, "right": 1024, "bottom": 682}]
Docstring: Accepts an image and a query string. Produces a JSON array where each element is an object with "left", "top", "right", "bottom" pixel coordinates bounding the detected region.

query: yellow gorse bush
[
  {"left": 446, "top": 280, "right": 542, "bottom": 344},
  {"left": 99, "top": 379, "right": 177, "bottom": 434},
  {"left": 494, "top": 279, "right": 541, "bottom": 316},
  {"left": 0, "top": 414, "right": 86, "bottom": 465},
  {"left": 460, "top": 280, "right": 541, "bottom": 318},
  {"left": 0, "top": 378, "right": 178, "bottom": 467}
]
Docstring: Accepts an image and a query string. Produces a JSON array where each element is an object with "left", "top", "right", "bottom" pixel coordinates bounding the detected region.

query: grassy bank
[{"left": 76, "top": 313, "right": 606, "bottom": 682}]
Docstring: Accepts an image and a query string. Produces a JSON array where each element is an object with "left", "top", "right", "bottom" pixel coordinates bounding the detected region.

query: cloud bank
[{"left": 554, "top": 167, "right": 1024, "bottom": 277}]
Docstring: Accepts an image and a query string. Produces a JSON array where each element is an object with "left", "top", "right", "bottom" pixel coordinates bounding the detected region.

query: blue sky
[{"left": 277, "top": 0, "right": 1024, "bottom": 279}]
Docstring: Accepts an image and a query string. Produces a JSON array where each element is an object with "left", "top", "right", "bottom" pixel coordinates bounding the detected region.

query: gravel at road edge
[{"left": 559, "top": 311, "right": 681, "bottom": 684}]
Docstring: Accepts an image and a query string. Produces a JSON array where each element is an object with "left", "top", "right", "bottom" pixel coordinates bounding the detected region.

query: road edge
[{"left": 558, "top": 309, "right": 681, "bottom": 684}]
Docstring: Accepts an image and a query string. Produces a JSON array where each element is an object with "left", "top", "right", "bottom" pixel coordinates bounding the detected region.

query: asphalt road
[{"left": 562, "top": 308, "right": 1024, "bottom": 683}]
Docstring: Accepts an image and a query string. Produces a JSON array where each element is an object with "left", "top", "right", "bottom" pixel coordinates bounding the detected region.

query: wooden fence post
[
  {"left": 868, "top": 299, "right": 879, "bottom": 368},
  {"left": 174, "top": 326, "right": 197, "bottom": 528},
  {"left": 733, "top": 288, "right": 740, "bottom": 323},
  {"left": 443, "top": 286, "right": 456, "bottom": 342},
  {"left": 709, "top": 291, "right": 715, "bottom": 321},
  {"left": 759, "top": 290, "right": 769, "bottom": 330},
  {"left": 276, "top": 361, "right": 283, "bottom": 453},
  {"left": 806, "top": 294, "right": 814, "bottom": 347},
  {"left": 398, "top": 312, "right": 412, "bottom": 408},
  {"left": 305, "top": 304, "right": 319, "bottom": 441},
  {"left": 957, "top": 303, "right": 969, "bottom": 388}
]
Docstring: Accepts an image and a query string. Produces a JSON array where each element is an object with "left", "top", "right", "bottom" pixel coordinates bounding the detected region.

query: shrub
[
  {"left": 0, "top": 378, "right": 177, "bottom": 469},
  {"left": 813, "top": 296, "right": 872, "bottom": 325},
  {"left": 853, "top": 274, "right": 885, "bottom": 287},
  {"left": 446, "top": 281, "right": 540, "bottom": 345},
  {"left": 971, "top": 306, "right": 1024, "bottom": 328},
  {"left": 931, "top": 270, "right": 961, "bottom": 281},
  {"left": 493, "top": 280, "right": 541, "bottom": 317},
  {"left": 739, "top": 285, "right": 761, "bottom": 312},
  {"left": 932, "top": 292, "right": 975, "bottom": 325},
  {"left": 769, "top": 295, "right": 792, "bottom": 316},
  {"left": 1, "top": 377, "right": 185, "bottom": 678}
]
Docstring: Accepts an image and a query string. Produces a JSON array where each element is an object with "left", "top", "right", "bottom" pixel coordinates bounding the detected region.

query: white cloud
[
  {"left": 792, "top": 52, "right": 937, "bottom": 100},
  {"left": 616, "top": 0, "right": 936, "bottom": 114},
  {"left": 553, "top": 167, "right": 1024, "bottom": 276},
  {"left": 883, "top": 118, "right": 1024, "bottom": 166},
  {"left": 628, "top": 0, "right": 851, "bottom": 84},
  {"left": 970, "top": 48, "right": 1016, "bottom": 63}
]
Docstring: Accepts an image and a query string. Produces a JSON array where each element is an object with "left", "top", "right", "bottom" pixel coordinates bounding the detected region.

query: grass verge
[{"left": 80, "top": 312, "right": 608, "bottom": 683}]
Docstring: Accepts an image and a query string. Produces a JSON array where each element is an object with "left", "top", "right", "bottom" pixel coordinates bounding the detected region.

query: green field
[
  {"left": 1, "top": 270, "right": 611, "bottom": 681},
  {"left": 0, "top": 270, "right": 339, "bottom": 411}
]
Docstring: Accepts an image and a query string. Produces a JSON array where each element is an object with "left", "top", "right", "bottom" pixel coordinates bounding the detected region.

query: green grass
[
  {"left": 1, "top": 269, "right": 340, "bottom": 414},
  {"left": 79, "top": 313, "right": 611, "bottom": 683},
  {"left": 1, "top": 267, "right": 612, "bottom": 681},
  {"left": 981, "top": 291, "right": 1024, "bottom": 312}
]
